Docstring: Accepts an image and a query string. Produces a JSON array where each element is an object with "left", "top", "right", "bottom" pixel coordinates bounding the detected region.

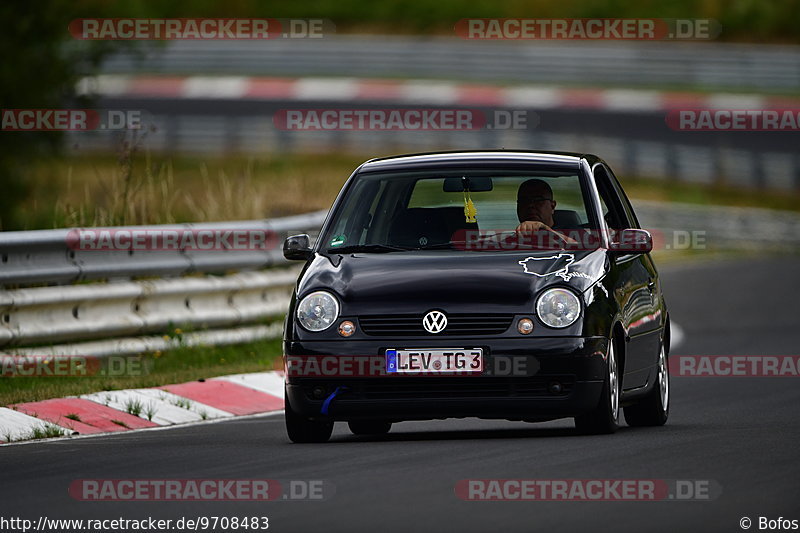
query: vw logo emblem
[{"left": 422, "top": 310, "right": 447, "bottom": 334}]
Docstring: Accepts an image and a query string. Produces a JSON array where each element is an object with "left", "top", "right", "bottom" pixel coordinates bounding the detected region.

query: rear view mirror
[
  {"left": 609, "top": 229, "right": 653, "bottom": 254},
  {"left": 283, "top": 234, "right": 312, "bottom": 261},
  {"left": 443, "top": 177, "right": 493, "bottom": 192}
]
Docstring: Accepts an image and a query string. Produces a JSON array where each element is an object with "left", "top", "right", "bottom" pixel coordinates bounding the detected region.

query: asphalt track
[{"left": 1, "top": 255, "right": 799, "bottom": 533}]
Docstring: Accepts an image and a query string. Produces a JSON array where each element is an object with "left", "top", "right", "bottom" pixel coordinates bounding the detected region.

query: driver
[{"left": 515, "top": 179, "right": 577, "bottom": 245}]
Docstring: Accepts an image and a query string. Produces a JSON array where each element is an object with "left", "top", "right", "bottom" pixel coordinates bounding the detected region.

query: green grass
[
  {"left": 28, "top": 424, "right": 69, "bottom": 440},
  {"left": 144, "top": 402, "right": 158, "bottom": 421},
  {"left": 171, "top": 397, "right": 193, "bottom": 410},
  {"left": 124, "top": 398, "right": 144, "bottom": 417},
  {"left": 0, "top": 337, "right": 283, "bottom": 406},
  {"left": 617, "top": 175, "right": 800, "bottom": 213}
]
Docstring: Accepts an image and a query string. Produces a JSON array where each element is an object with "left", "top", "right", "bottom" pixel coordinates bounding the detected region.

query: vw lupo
[{"left": 282, "top": 151, "right": 669, "bottom": 442}]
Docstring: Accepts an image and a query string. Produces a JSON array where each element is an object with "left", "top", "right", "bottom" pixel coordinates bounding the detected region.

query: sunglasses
[{"left": 517, "top": 196, "right": 553, "bottom": 204}]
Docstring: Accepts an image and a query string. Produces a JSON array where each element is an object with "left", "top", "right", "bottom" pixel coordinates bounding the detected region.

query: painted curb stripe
[
  {"left": 0, "top": 371, "right": 286, "bottom": 444},
  {"left": 0, "top": 407, "right": 71, "bottom": 442},
  {"left": 80, "top": 389, "right": 233, "bottom": 426},
  {"left": 213, "top": 372, "right": 285, "bottom": 399},
  {"left": 456, "top": 85, "right": 505, "bottom": 105},
  {"left": 159, "top": 380, "right": 284, "bottom": 415},
  {"left": 12, "top": 398, "right": 157, "bottom": 433},
  {"left": 245, "top": 77, "right": 296, "bottom": 99},
  {"left": 356, "top": 80, "right": 404, "bottom": 100},
  {"left": 78, "top": 75, "right": 798, "bottom": 112},
  {"left": 127, "top": 76, "right": 186, "bottom": 97}
]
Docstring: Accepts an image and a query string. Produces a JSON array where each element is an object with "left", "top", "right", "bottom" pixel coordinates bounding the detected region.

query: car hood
[{"left": 299, "top": 249, "right": 608, "bottom": 315}]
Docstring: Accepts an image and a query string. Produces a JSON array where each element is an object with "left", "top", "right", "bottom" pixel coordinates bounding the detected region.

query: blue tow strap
[{"left": 321, "top": 386, "right": 348, "bottom": 415}]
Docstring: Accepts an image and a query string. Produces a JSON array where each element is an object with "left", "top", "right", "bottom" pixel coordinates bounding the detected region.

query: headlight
[
  {"left": 536, "top": 288, "right": 581, "bottom": 328},
  {"left": 297, "top": 291, "right": 340, "bottom": 332}
]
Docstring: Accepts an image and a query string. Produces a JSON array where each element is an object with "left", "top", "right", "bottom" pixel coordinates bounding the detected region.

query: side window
[
  {"left": 606, "top": 167, "right": 641, "bottom": 229},
  {"left": 593, "top": 165, "right": 632, "bottom": 230}
]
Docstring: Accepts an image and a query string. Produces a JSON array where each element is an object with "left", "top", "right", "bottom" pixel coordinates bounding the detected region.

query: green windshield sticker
[{"left": 330, "top": 235, "right": 346, "bottom": 247}]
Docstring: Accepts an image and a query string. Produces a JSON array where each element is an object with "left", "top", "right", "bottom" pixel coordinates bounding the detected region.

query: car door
[
  {"left": 593, "top": 164, "right": 659, "bottom": 391},
  {"left": 607, "top": 166, "right": 665, "bottom": 381}
]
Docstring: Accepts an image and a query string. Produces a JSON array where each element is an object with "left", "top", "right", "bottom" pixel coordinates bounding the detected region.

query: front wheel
[
  {"left": 285, "top": 391, "right": 333, "bottom": 443},
  {"left": 624, "top": 344, "right": 669, "bottom": 427},
  {"left": 575, "top": 339, "right": 620, "bottom": 435}
]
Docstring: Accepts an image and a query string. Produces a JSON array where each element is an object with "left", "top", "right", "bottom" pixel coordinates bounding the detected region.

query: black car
[{"left": 282, "top": 151, "right": 669, "bottom": 442}]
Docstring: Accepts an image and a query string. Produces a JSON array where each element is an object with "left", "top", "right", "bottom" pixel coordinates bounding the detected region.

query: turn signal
[
  {"left": 517, "top": 318, "right": 534, "bottom": 334},
  {"left": 338, "top": 320, "right": 356, "bottom": 337}
]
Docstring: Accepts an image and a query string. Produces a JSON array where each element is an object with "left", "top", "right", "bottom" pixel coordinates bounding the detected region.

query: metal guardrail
[
  {"left": 0, "top": 212, "right": 327, "bottom": 287},
  {"left": 0, "top": 211, "right": 327, "bottom": 354},
  {"left": 0, "top": 270, "right": 298, "bottom": 348},
  {"left": 2, "top": 204, "right": 799, "bottom": 356},
  {"left": 95, "top": 37, "right": 800, "bottom": 92},
  {"left": 635, "top": 201, "right": 800, "bottom": 250}
]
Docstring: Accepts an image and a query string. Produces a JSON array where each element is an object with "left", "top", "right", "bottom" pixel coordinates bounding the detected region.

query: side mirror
[
  {"left": 283, "top": 234, "right": 312, "bottom": 261},
  {"left": 609, "top": 229, "right": 653, "bottom": 254}
]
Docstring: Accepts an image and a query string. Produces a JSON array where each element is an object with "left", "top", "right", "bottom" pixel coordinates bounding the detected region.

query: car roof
[{"left": 359, "top": 150, "right": 596, "bottom": 171}]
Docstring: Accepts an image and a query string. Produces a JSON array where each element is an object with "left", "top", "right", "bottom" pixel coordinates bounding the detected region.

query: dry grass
[
  {"left": 15, "top": 151, "right": 800, "bottom": 230},
  {"left": 21, "top": 151, "right": 367, "bottom": 229}
]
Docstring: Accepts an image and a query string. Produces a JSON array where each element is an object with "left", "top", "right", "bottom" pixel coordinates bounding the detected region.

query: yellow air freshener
[{"left": 463, "top": 190, "right": 477, "bottom": 223}]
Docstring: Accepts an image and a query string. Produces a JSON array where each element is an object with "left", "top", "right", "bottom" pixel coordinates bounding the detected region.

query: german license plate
[{"left": 386, "top": 349, "right": 483, "bottom": 373}]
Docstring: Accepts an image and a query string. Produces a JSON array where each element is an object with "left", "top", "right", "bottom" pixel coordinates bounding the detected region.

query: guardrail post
[
  {"left": 665, "top": 144, "right": 679, "bottom": 183},
  {"left": 794, "top": 153, "right": 800, "bottom": 190},
  {"left": 623, "top": 139, "right": 637, "bottom": 177},
  {"left": 753, "top": 151, "right": 766, "bottom": 189}
]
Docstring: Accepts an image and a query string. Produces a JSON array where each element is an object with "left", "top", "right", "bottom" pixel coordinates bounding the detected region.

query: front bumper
[{"left": 284, "top": 336, "right": 608, "bottom": 421}]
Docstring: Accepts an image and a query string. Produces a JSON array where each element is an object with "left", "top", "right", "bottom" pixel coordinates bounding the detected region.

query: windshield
[{"left": 321, "top": 168, "right": 599, "bottom": 253}]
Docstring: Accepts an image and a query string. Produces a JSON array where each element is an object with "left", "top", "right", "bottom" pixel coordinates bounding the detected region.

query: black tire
[
  {"left": 285, "top": 391, "right": 333, "bottom": 443},
  {"left": 575, "top": 338, "right": 620, "bottom": 435},
  {"left": 624, "top": 344, "right": 669, "bottom": 427},
  {"left": 348, "top": 420, "right": 392, "bottom": 435}
]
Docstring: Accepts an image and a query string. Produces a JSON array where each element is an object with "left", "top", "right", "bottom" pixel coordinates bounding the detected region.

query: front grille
[
  {"left": 301, "top": 376, "right": 575, "bottom": 400},
  {"left": 359, "top": 314, "right": 514, "bottom": 336}
]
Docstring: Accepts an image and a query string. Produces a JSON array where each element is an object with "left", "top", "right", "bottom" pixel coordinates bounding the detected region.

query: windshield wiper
[
  {"left": 411, "top": 242, "right": 460, "bottom": 250},
  {"left": 327, "top": 244, "right": 411, "bottom": 254}
]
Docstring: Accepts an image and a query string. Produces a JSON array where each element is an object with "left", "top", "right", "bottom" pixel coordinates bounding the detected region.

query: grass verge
[
  {"left": 15, "top": 152, "right": 800, "bottom": 231},
  {"left": 616, "top": 175, "right": 800, "bottom": 213},
  {"left": 18, "top": 153, "right": 364, "bottom": 229},
  {"left": 0, "top": 337, "right": 283, "bottom": 406}
]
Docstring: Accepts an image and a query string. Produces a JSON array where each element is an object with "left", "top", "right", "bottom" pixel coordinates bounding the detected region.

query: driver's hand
[
  {"left": 516, "top": 220, "right": 577, "bottom": 246},
  {"left": 516, "top": 220, "right": 550, "bottom": 233}
]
